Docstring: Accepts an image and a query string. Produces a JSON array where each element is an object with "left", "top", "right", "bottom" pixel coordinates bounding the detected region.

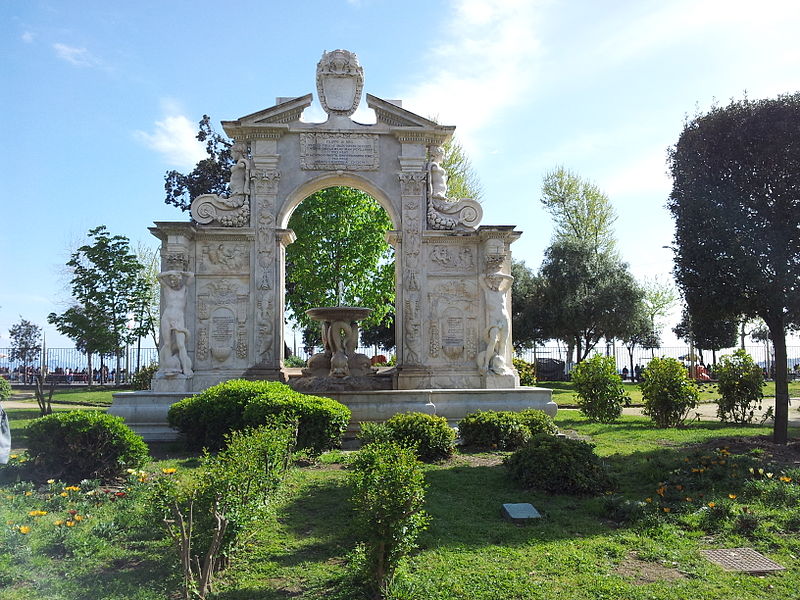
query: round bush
[
  {"left": 571, "top": 355, "right": 628, "bottom": 423},
  {"left": 640, "top": 357, "right": 699, "bottom": 428},
  {"left": 168, "top": 379, "right": 279, "bottom": 451},
  {"left": 504, "top": 434, "right": 614, "bottom": 495},
  {"left": 169, "top": 379, "right": 351, "bottom": 455},
  {"left": 715, "top": 349, "right": 764, "bottom": 423},
  {"left": 458, "top": 411, "right": 531, "bottom": 450},
  {"left": 26, "top": 411, "right": 149, "bottom": 482},
  {"left": 130, "top": 363, "right": 158, "bottom": 391},
  {"left": 377, "top": 412, "right": 455, "bottom": 462},
  {"left": 512, "top": 358, "right": 537, "bottom": 386},
  {"left": 243, "top": 392, "right": 351, "bottom": 455},
  {"left": 0, "top": 377, "right": 11, "bottom": 400},
  {"left": 518, "top": 409, "right": 558, "bottom": 436}
]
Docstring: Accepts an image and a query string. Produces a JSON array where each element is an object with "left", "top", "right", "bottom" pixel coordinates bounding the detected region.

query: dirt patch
[
  {"left": 690, "top": 435, "right": 800, "bottom": 467},
  {"left": 614, "top": 553, "right": 685, "bottom": 584},
  {"left": 452, "top": 453, "right": 505, "bottom": 467}
]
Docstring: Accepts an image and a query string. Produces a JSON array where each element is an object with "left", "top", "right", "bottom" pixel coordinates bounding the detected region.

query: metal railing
[{"left": 0, "top": 347, "right": 158, "bottom": 383}]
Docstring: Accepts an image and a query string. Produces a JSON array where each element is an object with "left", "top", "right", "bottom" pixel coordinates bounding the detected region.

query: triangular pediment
[
  {"left": 366, "top": 94, "right": 442, "bottom": 128},
  {"left": 224, "top": 94, "right": 313, "bottom": 128}
]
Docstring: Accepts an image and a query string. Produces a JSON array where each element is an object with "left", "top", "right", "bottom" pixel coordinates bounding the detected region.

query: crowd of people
[{"left": 0, "top": 365, "right": 128, "bottom": 384}]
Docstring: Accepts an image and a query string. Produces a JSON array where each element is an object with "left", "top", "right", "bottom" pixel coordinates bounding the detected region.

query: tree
[
  {"left": 540, "top": 166, "right": 617, "bottom": 256},
  {"left": 672, "top": 306, "right": 738, "bottom": 366},
  {"left": 164, "top": 115, "right": 233, "bottom": 212},
  {"left": 510, "top": 259, "right": 546, "bottom": 351},
  {"left": 49, "top": 226, "right": 152, "bottom": 385},
  {"left": 668, "top": 93, "right": 800, "bottom": 443},
  {"left": 286, "top": 187, "right": 395, "bottom": 335},
  {"left": 534, "top": 239, "right": 643, "bottom": 363},
  {"left": 640, "top": 276, "right": 678, "bottom": 344},
  {"left": 441, "top": 137, "right": 482, "bottom": 201},
  {"left": 620, "top": 307, "right": 660, "bottom": 379},
  {"left": 9, "top": 318, "right": 41, "bottom": 383}
]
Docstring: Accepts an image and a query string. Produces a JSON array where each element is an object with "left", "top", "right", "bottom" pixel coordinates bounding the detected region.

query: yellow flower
[
  {"left": 18, "top": 526, "right": 31, "bottom": 534},
  {"left": 161, "top": 467, "right": 177, "bottom": 475},
  {"left": 780, "top": 476, "right": 792, "bottom": 483},
  {"left": 126, "top": 468, "right": 136, "bottom": 474},
  {"left": 663, "top": 507, "right": 671, "bottom": 513},
  {"left": 73, "top": 515, "right": 83, "bottom": 522},
  {"left": 5, "top": 520, "right": 14, "bottom": 525},
  {"left": 9, "top": 454, "right": 18, "bottom": 459},
  {"left": 645, "top": 497, "right": 653, "bottom": 503},
  {"left": 64, "top": 486, "right": 81, "bottom": 492},
  {"left": 47, "top": 479, "right": 55, "bottom": 484},
  {"left": 766, "top": 472, "right": 774, "bottom": 479},
  {"left": 59, "top": 492, "right": 68, "bottom": 497},
  {"left": 28, "top": 510, "right": 47, "bottom": 517},
  {"left": 708, "top": 502, "right": 716, "bottom": 508},
  {"left": 53, "top": 520, "right": 64, "bottom": 526},
  {"left": 728, "top": 494, "right": 737, "bottom": 499},
  {"left": 24, "top": 491, "right": 33, "bottom": 497},
  {"left": 66, "top": 521, "right": 76, "bottom": 527},
  {"left": 685, "top": 497, "right": 693, "bottom": 502}
]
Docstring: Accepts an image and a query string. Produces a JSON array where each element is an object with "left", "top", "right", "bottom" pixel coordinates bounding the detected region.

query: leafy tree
[
  {"left": 672, "top": 306, "right": 738, "bottom": 366},
  {"left": 286, "top": 187, "right": 394, "bottom": 334},
  {"left": 49, "top": 226, "right": 152, "bottom": 385},
  {"left": 440, "top": 137, "right": 482, "bottom": 201},
  {"left": 571, "top": 354, "right": 629, "bottom": 423},
  {"left": 164, "top": 115, "right": 233, "bottom": 211},
  {"left": 8, "top": 318, "right": 41, "bottom": 382},
  {"left": 510, "top": 259, "right": 546, "bottom": 351},
  {"left": 668, "top": 94, "right": 800, "bottom": 443},
  {"left": 361, "top": 312, "right": 396, "bottom": 352},
  {"left": 534, "top": 238, "right": 643, "bottom": 363},
  {"left": 640, "top": 276, "right": 678, "bottom": 342},
  {"left": 620, "top": 306, "right": 660, "bottom": 379},
  {"left": 540, "top": 166, "right": 617, "bottom": 256},
  {"left": 715, "top": 349, "right": 764, "bottom": 424}
]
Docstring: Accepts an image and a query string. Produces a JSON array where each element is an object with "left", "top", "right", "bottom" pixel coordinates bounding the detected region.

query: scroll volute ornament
[{"left": 316, "top": 49, "right": 364, "bottom": 117}]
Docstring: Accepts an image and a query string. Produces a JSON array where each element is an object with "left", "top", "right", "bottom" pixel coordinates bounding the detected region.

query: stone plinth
[{"left": 109, "top": 391, "right": 196, "bottom": 442}]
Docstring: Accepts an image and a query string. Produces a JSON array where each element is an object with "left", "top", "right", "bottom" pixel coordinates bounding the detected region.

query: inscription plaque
[{"left": 300, "top": 133, "right": 379, "bottom": 170}]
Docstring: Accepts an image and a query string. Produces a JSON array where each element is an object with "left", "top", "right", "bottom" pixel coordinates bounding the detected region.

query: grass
[
  {"left": 538, "top": 379, "right": 800, "bottom": 407},
  {"left": 2, "top": 408, "right": 800, "bottom": 599},
  {"left": 8, "top": 387, "right": 116, "bottom": 407}
]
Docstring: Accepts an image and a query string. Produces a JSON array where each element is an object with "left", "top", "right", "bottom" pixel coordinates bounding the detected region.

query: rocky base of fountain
[{"left": 288, "top": 371, "right": 394, "bottom": 394}]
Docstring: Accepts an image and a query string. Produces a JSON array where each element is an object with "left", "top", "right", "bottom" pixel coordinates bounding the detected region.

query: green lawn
[
  {"left": 2, "top": 407, "right": 799, "bottom": 599},
  {"left": 9, "top": 387, "right": 116, "bottom": 407},
  {"left": 538, "top": 380, "right": 800, "bottom": 407}
]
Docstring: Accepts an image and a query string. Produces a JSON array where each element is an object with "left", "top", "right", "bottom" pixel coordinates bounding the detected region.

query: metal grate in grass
[{"left": 701, "top": 548, "right": 785, "bottom": 573}]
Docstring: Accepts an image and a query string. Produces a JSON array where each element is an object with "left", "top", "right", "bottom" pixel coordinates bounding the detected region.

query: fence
[
  {"left": 0, "top": 347, "right": 159, "bottom": 383},
  {"left": 514, "top": 344, "right": 800, "bottom": 378}
]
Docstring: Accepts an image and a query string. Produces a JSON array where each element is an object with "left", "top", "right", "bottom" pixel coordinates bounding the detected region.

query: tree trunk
[
  {"left": 115, "top": 349, "right": 122, "bottom": 385},
  {"left": 768, "top": 319, "right": 789, "bottom": 444},
  {"left": 87, "top": 352, "right": 93, "bottom": 387}
]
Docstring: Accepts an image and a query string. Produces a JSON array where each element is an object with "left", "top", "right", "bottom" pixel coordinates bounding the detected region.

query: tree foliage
[
  {"left": 673, "top": 306, "right": 738, "bottom": 353},
  {"left": 533, "top": 238, "right": 643, "bottom": 362},
  {"left": 49, "top": 226, "right": 152, "bottom": 383},
  {"left": 620, "top": 306, "right": 660, "bottom": 377},
  {"left": 441, "top": 137, "right": 482, "bottom": 201},
  {"left": 668, "top": 93, "right": 800, "bottom": 443},
  {"left": 164, "top": 115, "right": 233, "bottom": 211},
  {"left": 286, "top": 187, "right": 394, "bottom": 333},
  {"left": 540, "top": 166, "right": 617, "bottom": 256},
  {"left": 510, "top": 259, "right": 546, "bottom": 351},
  {"left": 8, "top": 318, "right": 41, "bottom": 369}
]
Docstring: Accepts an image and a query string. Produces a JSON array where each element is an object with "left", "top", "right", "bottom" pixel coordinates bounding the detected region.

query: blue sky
[{"left": 1, "top": 0, "right": 799, "bottom": 349}]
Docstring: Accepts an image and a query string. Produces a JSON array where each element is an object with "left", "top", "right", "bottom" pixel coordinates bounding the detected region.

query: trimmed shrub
[
  {"left": 0, "top": 376, "right": 11, "bottom": 400},
  {"left": 639, "top": 357, "right": 699, "bottom": 428},
  {"left": 26, "top": 411, "right": 149, "bottom": 481},
  {"left": 357, "top": 421, "right": 394, "bottom": 446},
  {"left": 130, "top": 363, "right": 158, "bottom": 391},
  {"left": 168, "top": 380, "right": 275, "bottom": 451},
  {"left": 504, "top": 434, "right": 614, "bottom": 495},
  {"left": 243, "top": 392, "right": 350, "bottom": 455},
  {"left": 519, "top": 408, "right": 559, "bottom": 436},
  {"left": 363, "top": 412, "right": 455, "bottom": 462},
  {"left": 349, "top": 441, "right": 429, "bottom": 596},
  {"left": 283, "top": 355, "right": 306, "bottom": 367},
  {"left": 168, "top": 379, "right": 350, "bottom": 454},
  {"left": 458, "top": 411, "right": 531, "bottom": 450},
  {"left": 715, "top": 349, "right": 764, "bottom": 423},
  {"left": 571, "top": 355, "right": 629, "bottom": 423},
  {"left": 512, "top": 358, "right": 536, "bottom": 386},
  {"left": 152, "top": 424, "right": 294, "bottom": 596}
]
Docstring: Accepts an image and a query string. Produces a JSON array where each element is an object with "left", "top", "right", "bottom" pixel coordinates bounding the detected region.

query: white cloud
[
  {"left": 21, "top": 31, "right": 34, "bottom": 43},
  {"left": 600, "top": 149, "right": 672, "bottom": 200},
  {"left": 52, "top": 43, "right": 102, "bottom": 67},
  {"left": 133, "top": 101, "right": 207, "bottom": 169},
  {"left": 400, "top": 0, "right": 545, "bottom": 154}
]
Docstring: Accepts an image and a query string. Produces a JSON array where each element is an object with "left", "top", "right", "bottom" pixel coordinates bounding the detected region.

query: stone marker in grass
[{"left": 501, "top": 503, "right": 541, "bottom": 524}]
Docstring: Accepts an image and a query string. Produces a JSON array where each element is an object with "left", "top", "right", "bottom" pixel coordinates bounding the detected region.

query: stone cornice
[
  {"left": 150, "top": 222, "right": 196, "bottom": 241},
  {"left": 194, "top": 228, "right": 256, "bottom": 242}
]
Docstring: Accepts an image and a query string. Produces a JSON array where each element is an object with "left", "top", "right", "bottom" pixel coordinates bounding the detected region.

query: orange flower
[
  {"left": 663, "top": 507, "right": 671, "bottom": 513},
  {"left": 780, "top": 476, "right": 792, "bottom": 483},
  {"left": 656, "top": 486, "right": 666, "bottom": 497},
  {"left": 645, "top": 497, "right": 653, "bottom": 503},
  {"left": 728, "top": 494, "right": 737, "bottom": 500},
  {"left": 708, "top": 502, "right": 716, "bottom": 508}
]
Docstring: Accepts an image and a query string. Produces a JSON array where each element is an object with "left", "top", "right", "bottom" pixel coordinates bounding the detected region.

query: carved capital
[
  {"left": 427, "top": 196, "right": 483, "bottom": 231},
  {"left": 398, "top": 172, "right": 426, "bottom": 197},
  {"left": 255, "top": 170, "right": 281, "bottom": 195}
]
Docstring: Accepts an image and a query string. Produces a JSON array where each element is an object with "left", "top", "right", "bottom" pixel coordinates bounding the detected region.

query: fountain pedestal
[{"left": 300, "top": 307, "right": 377, "bottom": 380}]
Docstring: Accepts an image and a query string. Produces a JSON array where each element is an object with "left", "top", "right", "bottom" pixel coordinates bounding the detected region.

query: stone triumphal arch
[{"left": 151, "top": 49, "right": 521, "bottom": 394}]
